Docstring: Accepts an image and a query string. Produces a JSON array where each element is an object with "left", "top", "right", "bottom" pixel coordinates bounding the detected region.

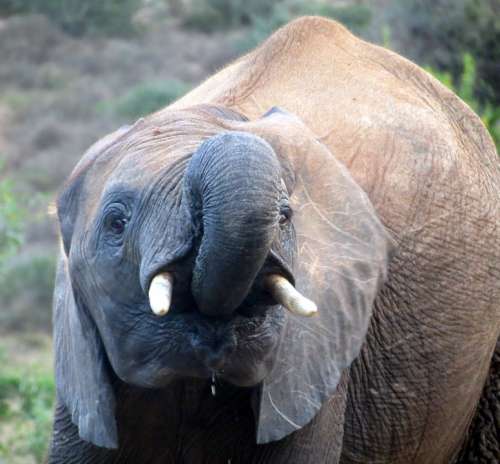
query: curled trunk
[{"left": 184, "top": 132, "right": 281, "bottom": 316}]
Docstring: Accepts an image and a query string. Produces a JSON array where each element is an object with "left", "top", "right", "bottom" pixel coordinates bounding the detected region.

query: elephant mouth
[
  {"left": 127, "top": 264, "right": 291, "bottom": 388},
  {"left": 184, "top": 303, "right": 285, "bottom": 385},
  {"left": 124, "top": 256, "right": 315, "bottom": 389},
  {"left": 131, "top": 299, "right": 285, "bottom": 389}
]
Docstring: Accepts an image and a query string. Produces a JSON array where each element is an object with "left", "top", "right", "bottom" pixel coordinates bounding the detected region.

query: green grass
[{"left": 0, "top": 335, "right": 54, "bottom": 464}]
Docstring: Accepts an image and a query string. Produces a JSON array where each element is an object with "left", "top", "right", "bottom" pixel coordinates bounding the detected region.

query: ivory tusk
[
  {"left": 265, "top": 274, "right": 318, "bottom": 317},
  {"left": 148, "top": 272, "right": 174, "bottom": 316}
]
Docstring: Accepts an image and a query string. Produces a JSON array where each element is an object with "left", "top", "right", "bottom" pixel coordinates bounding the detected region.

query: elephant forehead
[
  {"left": 68, "top": 144, "right": 188, "bottom": 229},
  {"left": 106, "top": 146, "right": 191, "bottom": 188},
  {"left": 101, "top": 122, "right": 225, "bottom": 187}
]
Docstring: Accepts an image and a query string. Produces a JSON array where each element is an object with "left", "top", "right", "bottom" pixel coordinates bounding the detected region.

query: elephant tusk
[
  {"left": 148, "top": 272, "right": 174, "bottom": 316},
  {"left": 265, "top": 274, "right": 318, "bottom": 317}
]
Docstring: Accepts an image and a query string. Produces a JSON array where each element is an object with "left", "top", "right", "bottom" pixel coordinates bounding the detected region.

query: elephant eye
[
  {"left": 100, "top": 198, "right": 133, "bottom": 245},
  {"left": 279, "top": 206, "right": 293, "bottom": 225},
  {"left": 104, "top": 206, "right": 129, "bottom": 237},
  {"left": 109, "top": 217, "right": 128, "bottom": 235}
]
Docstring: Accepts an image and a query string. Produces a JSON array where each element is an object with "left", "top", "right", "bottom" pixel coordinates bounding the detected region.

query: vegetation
[
  {"left": 113, "top": 80, "right": 191, "bottom": 119},
  {"left": 234, "top": 1, "right": 371, "bottom": 52},
  {"left": 0, "top": 0, "right": 142, "bottom": 36},
  {"left": 0, "top": 336, "right": 54, "bottom": 464},
  {"left": 0, "top": 253, "right": 56, "bottom": 332},
  {"left": 386, "top": 0, "right": 500, "bottom": 106},
  {"left": 183, "top": 0, "right": 372, "bottom": 50},
  {"left": 183, "top": 0, "right": 273, "bottom": 32},
  {"left": 0, "top": 160, "right": 55, "bottom": 332},
  {"left": 0, "top": 1, "right": 497, "bottom": 461},
  {"left": 0, "top": 161, "right": 24, "bottom": 274}
]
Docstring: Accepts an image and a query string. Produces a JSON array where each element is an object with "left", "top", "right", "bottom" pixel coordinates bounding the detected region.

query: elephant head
[{"left": 53, "top": 105, "right": 394, "bottom": 448}]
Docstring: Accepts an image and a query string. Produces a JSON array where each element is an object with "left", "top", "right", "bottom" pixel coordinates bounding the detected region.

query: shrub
[
  {"left": 113, "top": 80, "right": 191, "bottom": 120},
  {"left": 0, "top": 342, "right": 54, "bottom": 463},
  {"left": 0, "top": 162, "right": 24, "bottom": 273},
  {"left": 236, "top": 1, "right": 372, "bottom": 53},
  {"left": 184, "top": 0, "right": 372, "bottom": 37},
  {"left": 183, "top": 0, "right": 273, "bottom": 32},
  {"left": 1, "top": 0, "right": 142, "bottom": 37},
  {"left": 0, "top": 254, "right": 56, "bottom": 308},
  {"left": 235, "top": 2, "right": 295, "bottom": 53},
  {"left": 385, "top": 0, "right": 500, "bottom": 105},
  {"left": 0, "top": 253, "right": 56, "bottom": 332},
  {"left": 299, "top": 2, "right": 371, "bottom": 31}
]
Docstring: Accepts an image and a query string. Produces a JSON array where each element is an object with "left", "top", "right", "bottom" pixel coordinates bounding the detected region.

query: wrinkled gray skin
[
  {"left": 47, "top": 102, "right": 500, "bottom": 464},
  {"left": 48, "top": 105, "right": 396, "bottom": 463},
  {"left": 48, "top": 17, "right": 500, "bottom": 464}
]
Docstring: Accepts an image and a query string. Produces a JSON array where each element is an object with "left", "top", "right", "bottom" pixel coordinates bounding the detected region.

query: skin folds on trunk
[{"left": 184, "top": 131, "right": 281, "bottom": 317}]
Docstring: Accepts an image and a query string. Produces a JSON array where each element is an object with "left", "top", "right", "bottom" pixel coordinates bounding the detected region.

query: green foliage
[
  {"left": 184, "top": 0, "right": 273, "bottom": 32},
  {"left": 0, "top": 345, "right": 54, "bottom": 463},
  {"left": 236, "top": 1, "right": 372, "bottom": 53},
  {"left": 0, "top": 162, "right": 24, "bottom": 273},
  {"left": 113, "top": 80, "right": 191, "bottom": 120},
  {"left": 0, "top": 253, "right": 56, "bottom": 331},
  {"left": 0, "top": 0, "right": 142, "bottom": 37},
  {"left": 0, "top": 164, "right": 54, "bottom": 332},
  {"left": 427, "top": 53, "right": 500, "bottom": 150},
  {"left": 299, "top": 2, "right": 371, "bottom": 30},
  {"left": 386, "top": 0, "right": 500, "bottom": 105},
  {"left": 235, "top": 2, "right": 294, "bottom": 52},
  {"left": 184, "top": 0, "right": 372, "bottom": 39}
]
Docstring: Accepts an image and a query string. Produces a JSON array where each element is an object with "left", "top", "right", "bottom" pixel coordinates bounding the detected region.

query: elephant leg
[
  {"left": 250, "top": 370, "right": 350, "bottom": 464},
  {"left": 455, "top": 339, "right": 500, "bottom": 463},
  {"left": 47, "top": 402, "right": 116, "bottom": 464}
]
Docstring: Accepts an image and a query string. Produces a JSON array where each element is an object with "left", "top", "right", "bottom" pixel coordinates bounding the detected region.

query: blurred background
[{"left": 0, "top": 0, "right": 498, "bottom": 461}]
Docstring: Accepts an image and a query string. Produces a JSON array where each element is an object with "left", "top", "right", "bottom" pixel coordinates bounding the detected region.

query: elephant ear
[
  {"left": 53, "top": 255, "right": 117, "bottom": 448},
  {"left": 243, "top": 108, "right": 395, "bottom": 443},
  {"left": 52, "top": 124, "right": 135, "bottom": 448}
]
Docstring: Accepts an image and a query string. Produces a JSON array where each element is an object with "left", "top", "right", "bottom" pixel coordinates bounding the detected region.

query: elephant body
[{"left": 48, "top": 17, "right": 499, "bottom": 464}]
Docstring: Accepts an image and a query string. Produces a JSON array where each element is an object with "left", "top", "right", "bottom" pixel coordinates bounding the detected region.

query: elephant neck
[{"left": 114, "top": 378, "right": 257, "bottom": 459}]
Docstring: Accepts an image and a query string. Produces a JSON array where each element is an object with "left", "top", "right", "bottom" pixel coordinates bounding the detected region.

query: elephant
[{"left": 48, "top": 17, "right": 499, "bottom": 464}]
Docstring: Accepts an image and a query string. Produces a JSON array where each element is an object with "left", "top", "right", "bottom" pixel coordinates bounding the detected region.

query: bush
[
  {"left": 427, "top": 53, "right": 499, "bottom": 150},
  {"left": 0, "top": 340, "right": 54, "bottom": 463},
  {"left": 1, "top": 0, "right": 142, "bottom": 37},
  {"left": 183, "top": 0, "right": 273, "bottom": 32},
  {"left": 183, "top": 0, "right": 372, "bottom": 37},
  {"left": 299, "top": 2, "right": 371, "bottom": 31},
  {"left": 0, "top": 253, "right": 56, "bottom": 332},
  {"left": 113, "top": 79, "right": 191, "bottom": 120},
  {"left": 0, "top": 254, "right": 56, "bottom": 308},
  {"left": 236, "top": 1, "right": 372, "bottom": 53},
  {"left": 235, "top": 2, "right": 295, "bottom": 53},
  {"left": 385, "top": 0, "right": 500, "bottom": 105},
  {"left": 0, "top": 162, "right": 24, "bottom": 273}
]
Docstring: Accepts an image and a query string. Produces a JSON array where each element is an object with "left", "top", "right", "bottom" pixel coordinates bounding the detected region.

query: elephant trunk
[{"left": 185, "top": 132, "right": 281, "bottom": 317}]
